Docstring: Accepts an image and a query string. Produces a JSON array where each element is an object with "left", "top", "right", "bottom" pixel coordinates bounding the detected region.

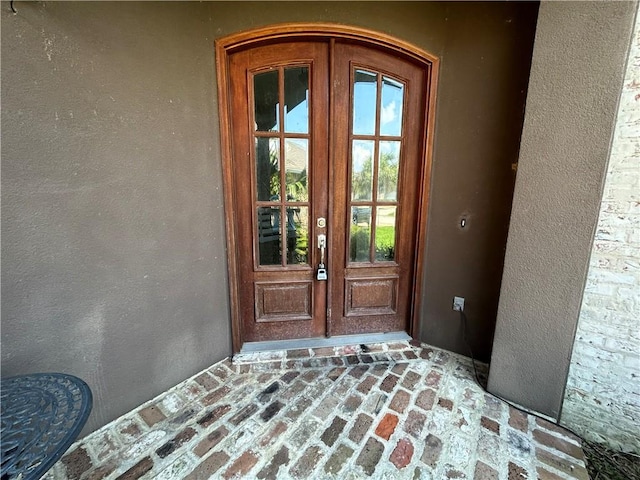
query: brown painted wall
[
  {"left": 1, "top": 2, "right": 229, "bottom": 433},
  {"left": 488, "top": 0, "right": 637, "bottom": 419},
  {"left": 417, "top": 3, "right": 539, "bottom": 361},
  {"left": 1, "top": 1, "right": 538, "bottom": 433}
]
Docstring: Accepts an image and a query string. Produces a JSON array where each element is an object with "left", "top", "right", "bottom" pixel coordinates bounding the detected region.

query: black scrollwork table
[{"left": 1, "top": 373, "right": 93, "bottom": 480}]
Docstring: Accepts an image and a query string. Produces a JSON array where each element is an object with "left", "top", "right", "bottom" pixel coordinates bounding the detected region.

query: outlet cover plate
[{"left": 453, "top": 296, "right": 465, "bottom": 311}]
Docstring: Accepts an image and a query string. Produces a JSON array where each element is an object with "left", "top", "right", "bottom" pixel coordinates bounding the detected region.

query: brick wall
[{"left": 561, "top": 10, "right": 640, "bottom": 454}]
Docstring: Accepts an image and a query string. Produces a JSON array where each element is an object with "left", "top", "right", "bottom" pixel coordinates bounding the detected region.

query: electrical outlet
[{"left": 453, "top": 296, "right": 465, "bottom": 312}]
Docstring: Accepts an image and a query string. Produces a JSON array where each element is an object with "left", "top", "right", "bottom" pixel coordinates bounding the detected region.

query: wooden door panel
[
  {"left": 345, "top": 276, "right": 398, "bottom": 315},
  {"left": 255, "top": 281, "right": 313, "bottom": 322},
  {"left": 228, "top": 42, "right": 329, "bottom": 342},
  {"left": 330, "top": 42, "right": 428, "bottom": 336}
]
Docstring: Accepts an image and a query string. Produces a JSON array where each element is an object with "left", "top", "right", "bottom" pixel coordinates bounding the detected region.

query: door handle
[{"left": 317, "top": 234, "right": 327, "bottom": 280}]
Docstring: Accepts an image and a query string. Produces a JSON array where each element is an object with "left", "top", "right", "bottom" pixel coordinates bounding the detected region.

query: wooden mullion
[
  {"left": 278, "top": 66, "right": 287, "bottom": 267},
  {"left": 350, "top": 134, "right": 379, "bottom": 141},
  {"left": 326, "top": 37, "right": 336, "bottom": 336},
  {"left": 370, "top": 73, "right": 383, "bottom": 263}
]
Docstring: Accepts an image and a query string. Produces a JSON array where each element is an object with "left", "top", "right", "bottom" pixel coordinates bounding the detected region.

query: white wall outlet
[{"left": 453, "top": 296, "right": 465, "bottom": 312}]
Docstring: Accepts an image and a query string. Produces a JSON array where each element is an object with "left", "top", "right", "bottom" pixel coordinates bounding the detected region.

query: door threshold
[{"left": 239, "top": 331, "right": 412, "bottom": 354}]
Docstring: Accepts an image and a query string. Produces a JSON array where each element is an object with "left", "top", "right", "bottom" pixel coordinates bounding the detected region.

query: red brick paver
[
  {"left": 390, "top": 438, "right": 414, "bottom": 469},
  {"left": 374, "top": 412, "right": 399, "bottom": 440}
]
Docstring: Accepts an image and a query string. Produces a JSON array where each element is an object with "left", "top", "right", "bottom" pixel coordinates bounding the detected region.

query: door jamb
[{"left": 215, "top": 23, "right": 439, "bottom": 353}]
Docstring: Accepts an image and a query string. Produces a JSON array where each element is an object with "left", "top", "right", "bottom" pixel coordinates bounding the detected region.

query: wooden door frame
[{"left": 215, "top": 23, "right": 439, "bottom": 353}]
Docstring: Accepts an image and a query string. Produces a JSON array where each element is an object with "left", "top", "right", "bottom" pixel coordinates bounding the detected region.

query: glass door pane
[
  {"left": 255, "top": 137, "right": 280, "bottom": 202},
  {"left": 350, "top": 206, "right": 371, "bottom": 262},
  {"left": 375, "top": 206, "right": 396, "bottom": 261},
  {"left": 284, "top": 67, "right": 309, "bottom": 134},
  {"left": 254, "top": 70, "right": 279, "bottom": 132},
  {"left": 351, "top": 140, "right": 375, "bottom": 201},
  {"left": 380, "top": 77, "right": 404, "bottom": 136},
  {"left": 285, "top": 139, "right": 309, "bottom": 202},
  {"left": 353, "top": 70, "right": 377, "bottom": 135},
  {"left": 257, "top": 207, "right": 282, "bottom": 265},
  {"left": 378, "top": 141, "right": 400, "bottom": 201}
]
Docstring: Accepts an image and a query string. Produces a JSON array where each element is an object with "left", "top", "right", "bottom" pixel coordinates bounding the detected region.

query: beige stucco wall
[
  {"left": 488, "top": 1, "right": 638, "bottom": 419},
  {"left": 561, "top": 9, "right": 640, "bottom": 454}
]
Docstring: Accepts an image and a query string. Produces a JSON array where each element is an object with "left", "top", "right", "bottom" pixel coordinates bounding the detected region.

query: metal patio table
[{"left": 1, "top": 373, "right": 92, "bottom": 480}]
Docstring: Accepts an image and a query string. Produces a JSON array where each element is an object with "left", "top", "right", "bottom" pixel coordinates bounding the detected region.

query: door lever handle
[
  {"left": 318, "top": 234, "right": 326, "bottom": 264},
  {"left": 317, "top": 234, "right": 327, "bottom": 280}
]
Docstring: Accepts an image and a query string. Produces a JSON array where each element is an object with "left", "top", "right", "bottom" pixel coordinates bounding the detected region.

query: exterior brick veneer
[{"left": 562, "top": 10, "right": 640, "bottom": 454}]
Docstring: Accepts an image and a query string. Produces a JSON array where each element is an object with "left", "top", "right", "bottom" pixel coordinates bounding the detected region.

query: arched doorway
[{"left": 216, "top": 24, "right": 438, "bottom": 351}]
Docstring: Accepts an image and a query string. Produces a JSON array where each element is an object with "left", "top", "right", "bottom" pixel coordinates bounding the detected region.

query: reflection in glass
[
  {"left": 375, "top": 206, "right": 396, "bottom": 261},
  {"left": 286, "top": 206, "right": 308, "bottom": 265},
  {"left": 380, "top": 77, "right": 404, "bottom": 136},
  {"left": 257, "top": 207, "right": 282, "bottom": 265},
  {"left": 255, "top": 137, "right": 280, "bottom": 201},
  {"left": 285, "top": 139, "right": 309, "bottom": 202},
  {"left": 284, "top": 67, "right": 309, "bottom": 134},
  {"left": 350, "top": 206, "right": 372, "bottom": 262},
  {"left": 254, "top": 71, "right": 279, "bottom": 132},
  {"left": 351, "top": 140, "right": 375, "bottom": 201},
  {"left": 378, "top": 141, "right": 400, "bottom": 201},
  {"left": 353, "top": 70, "right": 377, "bottom": 135}
]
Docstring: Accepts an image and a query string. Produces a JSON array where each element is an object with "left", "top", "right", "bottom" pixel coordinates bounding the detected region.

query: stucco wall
[
  {"left": 561, "top": 9, "right": 640, "bottom": 454},
  {"left": 488, "top": 0, "right": 638, "bottom": 419},
  {"left": 2, "top": 1, "right": 538, "bottom": 433},
  {"left": 1, "top": 2, "right": 231, "bottom": 433}
]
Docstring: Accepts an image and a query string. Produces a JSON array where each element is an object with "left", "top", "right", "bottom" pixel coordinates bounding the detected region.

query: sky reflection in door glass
[
  {"left": 380, "top": 77, "right": 404, "bottom": 136},
  {"left": 284, "top": 67, "right": 309, "bottom": 134},
  {"left": 353, "top": 70, "right": 377, "bottom": 135}
]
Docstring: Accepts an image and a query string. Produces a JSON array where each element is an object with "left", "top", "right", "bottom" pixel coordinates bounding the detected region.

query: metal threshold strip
[{"left": 239, "top": 331, "right": 411, "bottom": 353}]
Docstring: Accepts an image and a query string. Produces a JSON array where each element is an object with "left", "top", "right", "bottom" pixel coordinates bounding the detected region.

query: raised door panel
[
  {"left": 255, "top": 281, "right": 313, "bottom": 322},
  {"left": 345, "top": 276, "right": 398, "bottom": 316}
]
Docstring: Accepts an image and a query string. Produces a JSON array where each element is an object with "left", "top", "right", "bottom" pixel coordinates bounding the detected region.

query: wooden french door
[
  {"left": 330, "top": 42, "right": 427, "bottom": 336},
  {"left": 222, "top": 32, "right": 433, "bottom": 345}
]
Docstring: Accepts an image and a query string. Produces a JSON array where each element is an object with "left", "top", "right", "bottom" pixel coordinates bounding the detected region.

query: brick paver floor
[{"left": 45, "top": 341, "right": 590, "bottom": 479}]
